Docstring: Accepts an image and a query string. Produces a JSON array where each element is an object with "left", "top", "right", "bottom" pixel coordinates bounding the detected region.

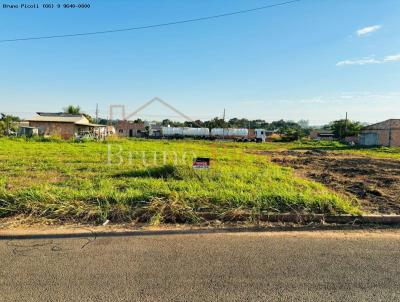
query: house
[
  {"left": 359, "top": 119, "right": 400, "bottom": 147},
  {"left": 116, "top": 121, "right": 146, "bottom": 137},
  {"left": 310, "top": 130, "right": 335, "bottom": 141},
  {"left": 28, "top": 112, "right": 106, "bottom": 140}
]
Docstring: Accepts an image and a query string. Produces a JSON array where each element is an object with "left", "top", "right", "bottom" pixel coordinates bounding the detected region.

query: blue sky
[{"left": 0, "top": 0, "right": 399, "bottom": 124}]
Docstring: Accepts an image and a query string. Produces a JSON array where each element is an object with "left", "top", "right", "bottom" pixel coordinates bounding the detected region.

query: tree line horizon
[{"left": 0, "top": 105, "right": 365, "bottom": 140}]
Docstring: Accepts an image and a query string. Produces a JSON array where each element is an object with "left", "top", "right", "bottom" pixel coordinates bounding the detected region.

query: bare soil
[{"left": 265, "top": 150, "right": 400, "bottom": 214}]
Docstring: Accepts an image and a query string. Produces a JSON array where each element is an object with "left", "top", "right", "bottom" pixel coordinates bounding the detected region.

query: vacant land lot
[
  {"left": 269, "top": 150, "right": 400, "bottom": 214},
  {"left": 0, "top": 138, "right": 398, "bottom": 224},
  {"left": 249, "top": 141, "right": 400, "bottom": 214}
]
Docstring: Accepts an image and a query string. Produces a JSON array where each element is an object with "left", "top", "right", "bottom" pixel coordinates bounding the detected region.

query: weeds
[{"left": 137, "top": 195, "right": 200, "bottom": 225}]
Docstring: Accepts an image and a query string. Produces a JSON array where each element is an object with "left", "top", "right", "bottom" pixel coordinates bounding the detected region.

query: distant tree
[
  {"left": 229, "top": 118, "right": 251, "bottom": 128},
  {"left": 193, "top": 120, "right": 205, "bottom": 128},
  {"left": 63, "top": 105, "right": 81, "bottom": 114},
  {"left": 0, "top": 113, "right": 20, "bottom": 135},
  {"left": 265, "top": 119, "right": 300, "bottom": 133},
  {"left": 329, "top": 119, "right": 363, "bottom": 139},
  {"left": 161, "top": 119, "right": 189, "bottom": 127},
  {"left": 204, "top": 117, "right": 228, "bottom": 129},
  {"left": 62, "top": 105, "right": 95, "bottom": 123},
  {"left": 183, "top": 121, "right": 195, "bottom": 127},
  {"left": 297, "top": 119, "right": 310, "bottom": 129},
  {"left": 133, "top": 118, "right": 144, "bottom": 124},
  {"left": 98, "top": 118, "right": 109, "bottom": 125},
  {"left": 228, "top": 118, "right": 239, "bottom": 127},
  {"left": 161, "top": 119, "right": 173, "bottom": 126},
  {"left": 280, "top": 128, "right": 304, "bottom": 142},
  {"left": 249, "top": 119, "right": 266, "bottom": 129}
]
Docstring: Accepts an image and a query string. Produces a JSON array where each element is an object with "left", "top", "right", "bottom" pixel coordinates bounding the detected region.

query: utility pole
[
  {"left": 95, "top": 103, "right": 99, "bottom": 123},
  {"left": 222, "top": 108, "right": 226, "bottom": 122}
]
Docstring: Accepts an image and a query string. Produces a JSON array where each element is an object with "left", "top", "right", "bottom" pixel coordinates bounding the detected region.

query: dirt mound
[{"left": 269, "top": 150, "right": 400, "bottom": 214}]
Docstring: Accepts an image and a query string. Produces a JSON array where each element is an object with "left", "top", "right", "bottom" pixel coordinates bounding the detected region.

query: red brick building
[{"left": 116, "top": 121, "right": 146, "bottom": 137}]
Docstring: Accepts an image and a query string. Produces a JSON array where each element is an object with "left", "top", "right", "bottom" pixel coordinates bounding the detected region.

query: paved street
[{"left": 1, "top": 228, "right": 400, "bottom": 301}]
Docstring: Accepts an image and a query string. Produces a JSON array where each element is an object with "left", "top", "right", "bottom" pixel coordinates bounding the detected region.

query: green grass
[{"left": 0, "top": 137, "right": 368, "bottom": 224}]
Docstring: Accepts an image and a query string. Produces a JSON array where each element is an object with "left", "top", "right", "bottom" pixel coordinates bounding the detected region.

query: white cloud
[
  {"left": 384, "top": 53, "right": 400, "bottom": 62},
  {"left": 356, "top": 25, "right": 381, "bottom": 36},
  {"left": 336, "top": 57, "right": 380, "bottom": 66},
  {"left": 337, "top": 53, "right": 400, "bottom": 66}
]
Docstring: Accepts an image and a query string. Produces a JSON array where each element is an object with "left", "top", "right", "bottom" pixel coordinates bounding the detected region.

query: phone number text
[{"left": 2, "top": 3, "right": 91, "bottom": 9}]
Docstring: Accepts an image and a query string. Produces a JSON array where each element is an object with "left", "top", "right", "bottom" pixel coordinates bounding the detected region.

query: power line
[{"left": 0, "top": 0, "right": 301, "bottom": 43}]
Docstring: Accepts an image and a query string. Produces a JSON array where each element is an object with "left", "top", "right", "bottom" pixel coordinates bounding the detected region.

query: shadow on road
[{"left": 1, "top": 224, "right": 399, "bottom": 241}]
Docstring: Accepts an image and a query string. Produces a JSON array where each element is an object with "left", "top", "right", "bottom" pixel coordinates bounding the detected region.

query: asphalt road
[{"left": 1, "top": 229, "right": 400, "bottom": 302}]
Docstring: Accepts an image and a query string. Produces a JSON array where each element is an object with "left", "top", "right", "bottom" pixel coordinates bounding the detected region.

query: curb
[
  {"left": 1, "top": 214, "right": 400, "bottom": 239},
  {"left": 198, "top": 213, "right": 400, "bottom": 225}
]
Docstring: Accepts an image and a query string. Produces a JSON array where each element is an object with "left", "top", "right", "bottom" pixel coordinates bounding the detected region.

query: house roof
[
  {"left": 28, "top": 115, "right": 88, "bottom": 123},
  {"left": 362, "top": 119, "right": 400, "bottom": 130},
  {"left": 75, "top": 122, "right": 106, "bottom": 127},
  {"left": 36, "top": 112, "right": 83, "bottom": 117},
  {"left": 28, "top": 112, "right": 106, "bottom": 128}
]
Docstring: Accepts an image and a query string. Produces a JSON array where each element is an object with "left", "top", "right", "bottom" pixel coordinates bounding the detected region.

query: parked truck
[{"left": 157, "top": 126, "right": 269, "bottom": 142}]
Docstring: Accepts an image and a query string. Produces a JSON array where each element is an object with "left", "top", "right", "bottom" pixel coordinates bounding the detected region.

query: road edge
[{"left": 1, "top": 214, "right": 400, "bottom": 238}]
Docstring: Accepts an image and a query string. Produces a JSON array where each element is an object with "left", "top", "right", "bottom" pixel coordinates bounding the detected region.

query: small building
[
  {"left": 106, "top": 125, "right": 116, "bottom": 136},
  {"left": 116, "top": 121, "right": 146, "bottom": 137},
  {"left": 18, "top": 126, "right": 39, "bottom": 137},
  {"left": 310, "top": 130, "right": 335, "bottom": 141},
  {"left": 28, "top": 112, "right": 106, "bottom": 140},
  {"left": 359, "top": 119, "right": 400, "bottom": 147}
]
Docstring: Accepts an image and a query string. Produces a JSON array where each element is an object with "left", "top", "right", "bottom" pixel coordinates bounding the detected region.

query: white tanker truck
[{"left": 159, "top": 127, "right": 269, "bottom": 142}]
